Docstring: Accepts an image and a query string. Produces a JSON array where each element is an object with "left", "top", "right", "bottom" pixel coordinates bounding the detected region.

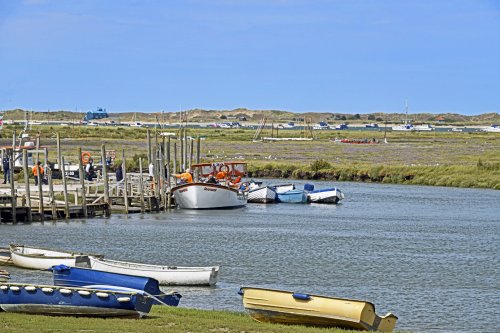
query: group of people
[{"left": 1, "top": 156, "right": 47, "bottom": 186}]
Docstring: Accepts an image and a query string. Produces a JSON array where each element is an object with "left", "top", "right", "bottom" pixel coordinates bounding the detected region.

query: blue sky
[{"left": 1, "top": 0, "right": 499, "bottom": 115}]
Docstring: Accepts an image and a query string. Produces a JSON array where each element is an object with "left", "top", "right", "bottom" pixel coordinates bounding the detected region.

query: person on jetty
[
  {"left": 32, "top": 161, "right": 44, "bottom": 186},
  {"left": 205, "top": 173, "right": 217, "bottom": 184},
  {"left": 2, "top": 155, "right": 10, "bottom": 184},
  {"left": 85, "top": 158, "right": 94, "bottom": 181},
  {"left": 174, "top": 168, "right": 193, "bottom": 184}
]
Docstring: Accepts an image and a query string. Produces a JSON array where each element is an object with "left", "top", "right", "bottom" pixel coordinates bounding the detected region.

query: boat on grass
[
  {"left": 0, "top": 283, "right": 154, "bottom": 318},
  {"left": 171, "top": 162, "right": 247, "bottom": 209},
  {"left": 239, "top": 287, "right": 398, "bottom": 332},
  {"left": 52, "top": 264, "right": 181, "bottom": 306},
  {"left": 247, "top": 182, "right": 277, "bottom": 203},
  {"left": 304, "top": 184, "right": 344, "bottom": 204},
  {"left": 77, "top": 256, "right": 219, "bottom": 286},
  {"left": 10, "top": 244, "right": 102, "bottom": 270}
]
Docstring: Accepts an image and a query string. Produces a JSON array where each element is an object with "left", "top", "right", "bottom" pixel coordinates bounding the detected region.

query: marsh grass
[
  {"left": 2, "top": 126, "right": 499, "bottom": 189},
  {"left": 0, "top": 306, "right": 406, "bottom": 333}
]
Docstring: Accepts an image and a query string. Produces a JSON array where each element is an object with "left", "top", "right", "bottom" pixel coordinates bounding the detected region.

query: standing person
[
  {"left": 115, "top": 163, "right": 123, "bottom": 182},
  {"left": 174, "top": 168, "right": 193, "bottom": 184},
  {"left": 32, "top": 161, "right": 44, "bottom": 186},
  {"left": 85, "top": 158, "right": 94, "bottom": 181},
  {"left": 2, "top": 155, "right": 10, "bottom": 184}
]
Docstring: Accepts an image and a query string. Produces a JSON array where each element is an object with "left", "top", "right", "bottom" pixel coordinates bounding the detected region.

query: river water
[{"left": 1, "top": 181, "right": 498, "bottom": 333}]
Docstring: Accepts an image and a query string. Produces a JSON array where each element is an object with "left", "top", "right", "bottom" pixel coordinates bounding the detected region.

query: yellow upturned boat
[{"left": 239, "top": 287, "right": 398, "bottom": 332}]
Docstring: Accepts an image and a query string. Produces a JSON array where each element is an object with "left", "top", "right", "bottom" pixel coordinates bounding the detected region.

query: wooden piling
[
  {"left": 56, "top": 132, "right": 62, "bottom": 169},
  {"left": 9, "top": 158, "right": 16, "bottom": 223},
  {"left": 35, "top": 137, "right": 40, "bottom": 164},
  {"left": 146, "top": 129, "right": 151, "bottom": 166},
  {"left": 180, "top": 129, "right": 184, "bottom": 171},
  {"left": 61, "top": 156, "right": 70, "bottom": 219},
  {"left": 36, "top": 159, "right": 44, "bottom": 222},
  {"left": 47, "top": 167, "right": 56, "bottom": 220},
  {"left": 122, "top": 149, "right": 129, "bottom": 213},
  {"left": 77, "top": 147, "right": 87, "bottom": 218},
  {"left": 22, "top": 149, "right": 32, "bottom": 223},
  {"left": 138, "top": 158, "right": 145, "bottom": 213},
  {"left": 196, "top": 136, "right": 201, "bottom": 164},
  {"left": 173, "top": 142, "right": 177, "bottom": 175},
  {"left": 101, "top": 145, "right": 110, "bottom": 216}
]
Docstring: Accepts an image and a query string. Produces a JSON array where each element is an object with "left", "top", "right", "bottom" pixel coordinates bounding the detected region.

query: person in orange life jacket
[
  {"left": 174, "top": 168, "right": 193, "bottom": 184},
  {"left": 31, "top": 161, "right": 44, "bottom": 186}
]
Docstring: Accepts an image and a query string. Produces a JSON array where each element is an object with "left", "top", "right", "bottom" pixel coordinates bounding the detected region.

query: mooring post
[
  {"left": 180, "top": 128, "right": 184, "bottom": 171},
  {"left": 77, "top": 147, "right": 87, "bottom": 218},
  {"left": 37, "top": 159, "right": 44, "bottom": 223},
  {"left": 47, "top": 167, "right": 56, "bottom": 220},
  {"left": 56, "top": 132, "right": 62, "bottom": 170},
  {"left": 159, "top": 140, "right": 166, "bottom": 210},
  {"left": 35, "top": 136, "right": 40, "bottom": 164},
  {"left": 139, "top": 157, "right": 145, "bottom": 213},
  {"left": 61, "top": 156, "right": 70, "bottom": 219},
  {"left": 22, "top": 149, "right": 32, "bottom": 223},
  {"left": 12, "top": 131, "right": 16, "bottom": 151},
  {"left": 173, "top": 142, "right": 177, "bottom": 177},
  {"left": 195, "top": 136, "right": 201, "bottom": 181},
  {"left": 184, "top": 128, "right": 188, "bottom": 170},
  {"left": 146, "top": 129, "right": 151, "bottom": 167},
  {"left": 122, "top": 149, "right": 129, "bottom": 213},
  {"left": 101, "top": 145, "right": 110, "bottom": 216},
  {"left": 44, "top": 147, "right": 48, "bottom": 167},
  {"left": 9, "top": 158, "right": 16, "bottom": 223}
]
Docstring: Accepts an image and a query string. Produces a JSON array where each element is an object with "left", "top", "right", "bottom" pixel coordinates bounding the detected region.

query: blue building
[{"left": 84, "top": 107, "right": 109, "bottom": 121}]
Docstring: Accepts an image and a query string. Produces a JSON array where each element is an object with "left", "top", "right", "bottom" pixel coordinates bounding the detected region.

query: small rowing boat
[
  {"left": 9, "top": 244, "right": 102, "bottom": 270},
  {"left": 239, "top": 287, "right": 398, "bottom": 332},
  {"left": 0, "top": 269, "right": 10, "bottom": 282},
  {"left": 77, "top": 256, "right": 220, "bottom": 286}
]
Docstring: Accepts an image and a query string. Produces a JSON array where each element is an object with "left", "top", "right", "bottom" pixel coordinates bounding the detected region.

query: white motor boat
[
  {"left": 172, "top": 161, "right": 248, "bottom": 209},
  {"left": 414, "top": 124, "right": 434, "bottom": 131},
  {"left": 483, "top": 124, "right": 500, "bottom": 132},
  {"left": 9, "top": 244, "right": 102, "bottom": 270}
]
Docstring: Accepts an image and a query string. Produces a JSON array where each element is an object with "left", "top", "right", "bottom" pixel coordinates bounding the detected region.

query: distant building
[
  {"left": 84, "top": 107, "right": 109, "bottom": 121},
  {"left": 436, "top": 116, "right": 445, "bottom": 123}
]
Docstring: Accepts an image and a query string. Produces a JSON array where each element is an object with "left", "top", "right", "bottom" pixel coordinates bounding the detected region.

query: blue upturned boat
[
  {"left": 276, "top": 190, "right": 309, "bottom": 203},
  {"left": 0, "top": 283, "right": 153, "bottom": 318},
  {"left": 52, "top": 265, "right": 181, "bottom": 306}
]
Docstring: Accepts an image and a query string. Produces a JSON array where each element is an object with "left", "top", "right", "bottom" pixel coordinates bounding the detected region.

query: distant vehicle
[
  {"left": 365, "top": 123, "right": 379, "bottom": 128},
  {"left": 335, "top": 124, "right": 349, "bottom": 130},
  {"left": 218, "top": 123, "right": 232, "bottom": 128},
  {"left": 83, "top": 107, "right": 108, "bottom": 122},
  {"left": 313, "top": 122, "right": 330, "bottom": 130},
  {"left": 278, "top": 122, "right": 295, "bottom": 129},
  {"left": 130, "top": 122, "right": 143, "bottom": 127},
  {"left": 87, "top": 122, "right": 99, "bottom": 126},
  {"left": 483, "top": 124, "right": 500, "bottom": 132}
]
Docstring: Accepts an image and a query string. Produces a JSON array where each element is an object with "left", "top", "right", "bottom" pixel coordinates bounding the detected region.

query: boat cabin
[{"left": 191, "top": 162, "right": 247, "bottom": 184}]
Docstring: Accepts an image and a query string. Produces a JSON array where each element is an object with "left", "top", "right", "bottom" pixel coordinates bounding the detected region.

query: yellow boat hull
[{"left": 240, "top": 287, "right": 397, "bottom": 332}]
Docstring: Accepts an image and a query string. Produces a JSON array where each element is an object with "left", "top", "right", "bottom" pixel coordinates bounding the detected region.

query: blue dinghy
[
  {"left": 52, "top": 265, "right": 181, "bottom": 306},
  {"left": 0, "top": 283, "right": 153, "bottom": 318},
  {"left": 276, "top": 189, "right": 309, "bottom": 203}
]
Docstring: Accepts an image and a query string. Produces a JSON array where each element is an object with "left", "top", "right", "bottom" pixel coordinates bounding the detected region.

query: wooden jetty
[{"left": 0, "top": 129, "right": 202, "bottom": 223}]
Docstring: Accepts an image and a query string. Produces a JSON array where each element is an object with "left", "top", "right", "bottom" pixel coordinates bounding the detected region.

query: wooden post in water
[
  {"left": 146, "top": 129, "right": 151, "bottom": 167},
  {"left": 56, "top": 132, "right": 62, "bottom": 170},
  {"left": 184, "top": 128, "right": 188, "bottom": 170},
  {"left": 47, "top": 167, "right": 56, "bottom": 220},
  {"left": 159, "top": 139, "right": 166, "bottom": 210},
  {"left": 180, "top": 129, "right": 184, "bottom": 172},
  {"left": 36, "top": 159, "right": 44, "bottom": 222},
  {"left": 165, "top": 137, "right": 171, "bottom": 210},
  {"left": 77, "top": 147, "right": 87, "bottom": 218},
  {"left": 101, "top": 145, "right": 110, "bottom": 216},
  {"left": 196, "top": 136, "right": 201, "bottom": 164},
  {"left": 35, "top": 137, "right": 40, "bottom": 164},
  {"left": 122, "top": 149, "right": 129, "bottom": 213},
  {"left": 9, "top": 158, "right": 16, "bottom": 223},
  {"left": 12, "top": 131, "right": 16, "bottom": 151},
  {"left": 61, "top": 156, "right": 70, "bottom": 219},
  {"left": 44, "top": 147, "right": 48, "bottom": 167},
  {"left": 138, "top": 158, "right": 145, "bottom": 213},
  {"left": 22, "top": 149, "right": 32, "bottom": 222},
  {"left": 189, "top": 138, "right": 194, "bottom": 168},
  {"left": 173, "top": 142, "right": 177, "bottom": 176}
]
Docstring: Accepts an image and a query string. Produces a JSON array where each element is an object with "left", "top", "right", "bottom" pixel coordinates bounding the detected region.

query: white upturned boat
[
  {"left": 10, "top": 244, "right": 102, "bottom": 270},
  {"left": 248, "top": 182, "right": 277, "bottom": 203},
  {"left": 79, "top": 256, "right": 220, "bottom": 286},
  {"left": 172, "top": 162, "right": 248, "bottom": 209}
]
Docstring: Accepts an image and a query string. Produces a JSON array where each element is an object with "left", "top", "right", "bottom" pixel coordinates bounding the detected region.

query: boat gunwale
[
  {"left": 10, "top": 244, "right": 103, "bottom": 259},
  {"left": 89, "top": 256, "right": 220, "bottom": 273},
  {"left": 0, "top": 282, "right": 143, "bottom": 296},
  {"left": 171, "top": 182, "right": 241, "bottom": 194}
]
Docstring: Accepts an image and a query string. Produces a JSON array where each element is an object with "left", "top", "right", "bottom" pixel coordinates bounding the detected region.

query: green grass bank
[{"left": 0, "top": 306, "right": 407, "bottom": 333}]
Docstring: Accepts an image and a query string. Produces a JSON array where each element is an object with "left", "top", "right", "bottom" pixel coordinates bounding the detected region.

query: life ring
[
  {"left": 219, "top": 164, "right": 230, "bottom": 174},
  {"left": 81, "top": 152, "right": 91, "bottom": 164}
]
